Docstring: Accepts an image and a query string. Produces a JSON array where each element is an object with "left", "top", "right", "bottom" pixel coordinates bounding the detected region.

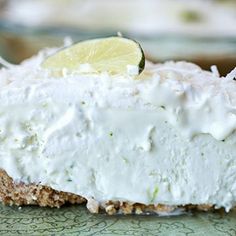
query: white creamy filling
[{"left": 0, "top": 52, "right": 236, "bottom": 210}]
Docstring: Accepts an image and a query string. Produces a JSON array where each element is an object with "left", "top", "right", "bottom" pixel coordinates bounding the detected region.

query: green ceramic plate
[{"left": 0, "top": 204, "right": 235, "bottom": 235}]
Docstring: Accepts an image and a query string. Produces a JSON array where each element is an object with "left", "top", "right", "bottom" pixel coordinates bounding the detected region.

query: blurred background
[{"left": 0, "top": 0, "right": 236, "bottom": 75}]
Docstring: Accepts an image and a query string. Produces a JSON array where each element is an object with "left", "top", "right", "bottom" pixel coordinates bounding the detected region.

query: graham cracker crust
[
  {"left": 0, "top": 169, "right": 213, "bottom": 214},
  {"left": 0, "top": 169, "right": 85, "bottom": 208}
]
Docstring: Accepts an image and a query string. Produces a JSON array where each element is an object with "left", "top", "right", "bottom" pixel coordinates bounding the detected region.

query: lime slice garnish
[{"left": 41, "top": 37, "right": 145, "bottom": 75}]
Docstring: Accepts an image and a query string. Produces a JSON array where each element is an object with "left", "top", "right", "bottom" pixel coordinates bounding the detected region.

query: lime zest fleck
[
  {"left": 147, "top": 186, "right": 159, "bottom": 203},
  {"left": 122, "top": 157, "right": 129, "bottom": 164},
  {"left": 180, "top": 10, "right": 203, "bottom": 23}
]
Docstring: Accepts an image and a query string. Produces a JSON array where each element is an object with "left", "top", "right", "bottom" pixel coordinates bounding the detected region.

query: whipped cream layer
[{"left": 0, "top": 49, "right": 236, "bottom": 211}]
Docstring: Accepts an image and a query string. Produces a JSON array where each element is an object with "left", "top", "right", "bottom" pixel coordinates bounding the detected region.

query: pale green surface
[{"left": 0, "top": 204, "right": 236, "bottom": 235}]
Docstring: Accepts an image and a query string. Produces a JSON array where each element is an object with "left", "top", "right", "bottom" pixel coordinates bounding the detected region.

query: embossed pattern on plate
[{"left": 0, "top": 204, "right": 236, "bottom": 235}]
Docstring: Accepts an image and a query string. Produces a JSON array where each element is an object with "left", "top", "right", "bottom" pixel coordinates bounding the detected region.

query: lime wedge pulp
[{"left": 41, "top": 37, "right": 145, "bottom": 75}]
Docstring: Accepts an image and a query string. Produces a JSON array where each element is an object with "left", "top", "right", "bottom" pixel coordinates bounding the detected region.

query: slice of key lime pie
[{"left": 0, "top": 37, "right": 236, "bottom": 215}]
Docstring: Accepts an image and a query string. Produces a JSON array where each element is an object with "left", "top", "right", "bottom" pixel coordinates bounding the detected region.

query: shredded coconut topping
[{"left": 225, "top": 68, "right": 236, "bottom": 81}]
